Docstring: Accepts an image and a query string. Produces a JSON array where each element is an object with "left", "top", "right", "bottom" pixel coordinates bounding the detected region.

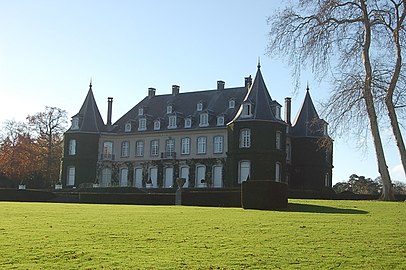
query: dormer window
[
  {"left": 229, "top": 99, "right": 235, "bottom": 109},
  {"left": 125, "top": 122, "right": 131, "bottom": 132},
  {"left": 197, "top": 102, "right": 203, "bottom": 111},
  {"left": 71, "top": 117, "right": 79, "bottom": 130},
  {"left": 138, "top": 107, "right": 144, "bottom": 116},
  {"left": 167, "top": 105, "right": 173, "bottom": 114},
  {"left": 242, "top": 102, "right": 253, "bottom": 118},
  {"left": 184, "top": 118, "right": 192, "bottom": 128},
  {"left": 323, "top": 124, "right": 328, "bottom": 135},
  {"left": 138, "top": 118, "right": 147, "bottom": 131},
  {"left": 275, "top": 106, "right": 281, "bottom": 120},
  {"left": 168, "top": 115, "right": 177, "bottom": 129},
  {"left": 154, "top": 120, "right": 160, "bottom": 130},
  {"left": 199, "top": 113, "right": 209, "bottom": 127},
  {"left": 217, "top": 116, "right": 224, "bottom": 126}
]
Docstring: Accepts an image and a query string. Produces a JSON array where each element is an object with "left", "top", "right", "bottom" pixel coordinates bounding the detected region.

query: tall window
[
  {"left": 238, "top": 160, "right": 250, "bottom": 183},
  {"left": 120, "top": 167, "right": 128, "bottom": 187},
  {"left": 136, "top": 140, "right": 144, "bottom": 157},
  {"left": 150, "top": 140, "right": 159, "bottom": 156},
  {"left": 154, "top": 120, "right": 160, "bottom": 130},
  {"left": 276, "top": 131, "right": 282, "bottom": 150},
  {"left": 103, "top": 141, "right": 113, "bottom": 159},
  {"left": 168, "top": 115, "right": 177, "bottom": 129},
  {"left": 242, "top": 103, "right": 252, "bottom": 117},
  {"left": 275, "top": 162, "right": 282, "bottom": 182},
  {"left": 239, "top": 129, "right": 251, "bottom": 148},
  {"left": 166, "top": 139, "right": 175, "bottom": 155},
  {"left": 101, "top": 167, "right": 112, "bottom": 187},
  {"left": 325, "top": 173, "right": 330, "bottom": 187},
  {"left": 199, "top": 113, "right": 209, "bottom": 127},
  {"left": 181, "top": 137, "right": 190, "bottom": 155},
  {"left": 286, "top": 143, "right": 291, "bottom": 161},
  {"left": 138, "top": 107, "right": 144, "bottom": 116},
  {"left": 71, "top": 117, "right": 79, "bottom": 130},
  {"left": 68, "top": 139, "right": 76, "bottom": 155},
  {"left": 197, "top": 136, "right": 207, "bottom": 154},
  {"left": 213, "top": 136, "right": 223, "bottom": 154},
  {"left": 138, "top": 118, "right": 147, "bottom": 131},
  {"left": 67, "top": 166, "right": 75, "bottom": 186},
  {"left": 195, "top": 165, "right": 206, "bottom": 187},
  {"left": 275, "top": 106, "right": 281, "bottom": 120},
  {"left": 121, "top": 141, "right": 129, "bottom": 157}
]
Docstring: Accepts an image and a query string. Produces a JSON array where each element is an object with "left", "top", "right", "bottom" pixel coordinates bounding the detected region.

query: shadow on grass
[{"left": 287, "top": 203, "right": 368, "bottom": 214}]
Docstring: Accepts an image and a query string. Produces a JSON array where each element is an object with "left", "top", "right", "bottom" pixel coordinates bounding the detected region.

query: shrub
[{"left": 241, "top": 181, "right": 288, "bottom": 210}]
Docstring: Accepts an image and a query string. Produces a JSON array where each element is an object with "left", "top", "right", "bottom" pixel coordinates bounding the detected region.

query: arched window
[{"left": 196, "top": 165, "right": 206, "bottom": 187}]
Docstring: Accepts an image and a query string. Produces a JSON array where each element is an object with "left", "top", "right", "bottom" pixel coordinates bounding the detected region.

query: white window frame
[
  {"left": 199, "top": 113, "right": 209, "bottom": 127},
  {"left": 229, "top": 99, "right": 235, "bottom": 109},
  {"left": 138, "top": 118, "right": 147, "bottom": 131},
  {"left": 181, "top": 137, "right": 191, "bottom": 155},
  {"left": 167, "top": 105, "right": 173, "bottom": 114},
  {"left": 71, "top": 117, "right": 79, "bottom": 130},
  {"left": 213, "top": 136, "right": 223, "bottom": 154},
  {"left": 166, "top": 139, "right": 175, "bottom": 156},
  {"left": 121, "top": 141, "right": 129, "bottom": 157},
  {"left": 195, "top": 165, "right": 206, "bottom": 187},
  {"left": 275, "top": 106, "right": 281, "bottom": 120},
  {"left": 238, "top": 160, "right": 250, "bottom": 183},
  {"left": 197, "top": 136, "right": 207, "bottom": 154},
  {"left": 276, "top": 131, "right": 282, "bottom": 150},
  {"left": 216, "top": 116, "right": 224, "bottom": 126},
  {"left": 67, "top": 166, "right": 75, "bottom": 186},
  {"left": 103, "top": 141, "right": 113, "bottom": 159},
  {"left": 184, "top": 118, "right": 192, "bottom": 128},
  {"left": 154, "top": 120, "right": 160, "bottom": 130},
  {"left": 197, "top": 102, "right": 203, "bottom": 111},
  {"left": 125, "top": 122, "right": 131, "bottom": 132},
  {"left": 242, "top": 103, "right": 252, "bottom": 117},
  {"left": 150, "top": 140, "right": 159, "bottom": 156},
  {"left": 168, "top": 115, "right": 177, "bottom": 129},
  {"left": 68, "top": 139, "right": 76, "bottom": 155},
  {"left": 135, "top": 140, "right": 144, "bottom": 157},
  {"left": 138, "top": 107, "right": 144, "bottom": 116},
  {"left": 239, "top": 129, "right": 251, "bottom": 148}
]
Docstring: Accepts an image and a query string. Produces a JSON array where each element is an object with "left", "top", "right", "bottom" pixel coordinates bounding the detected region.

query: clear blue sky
[{"left": 0, "top": 0, "right": 404, "bottom": 184}]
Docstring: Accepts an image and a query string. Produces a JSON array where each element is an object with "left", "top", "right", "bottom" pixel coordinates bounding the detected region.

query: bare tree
[
  {"left": 267, "top": 0, "right": 404, "bottom": 200},
  {"left": 27, "top": 107, "right": 67, "bottom": 185}
]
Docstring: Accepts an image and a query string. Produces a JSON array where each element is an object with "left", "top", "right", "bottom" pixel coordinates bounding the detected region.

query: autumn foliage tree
[{"left": 0, "top": 107, "right": 67, "bottom": 188}]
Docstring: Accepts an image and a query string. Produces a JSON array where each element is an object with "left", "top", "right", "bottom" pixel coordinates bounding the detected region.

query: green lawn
[{"left": 0, "top": 200, "right": 405, "bottom": 269}]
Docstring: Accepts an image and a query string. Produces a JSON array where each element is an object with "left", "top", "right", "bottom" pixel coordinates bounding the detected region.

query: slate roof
[
  {"left": 232, "top": 63, "right": 283, "bottom": 123},
  {"left": 112, "top": 86, "right": 247, "bottom": 133},
  {"left": 67, "top": 82, "right": 106, "bottom": 133},
  {"left": 291, "top": 87, "right": 326, "bottom": 137}
]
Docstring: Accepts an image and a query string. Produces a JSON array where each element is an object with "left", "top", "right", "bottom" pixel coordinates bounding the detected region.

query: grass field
[{"left": 0, "top": 200, "right": 405, "bottom": 269}]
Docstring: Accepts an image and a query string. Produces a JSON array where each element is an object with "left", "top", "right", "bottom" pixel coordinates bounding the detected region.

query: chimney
[
  {"left": 245, "top": 75, "right": 252, "bottom": 89},
  {"left": 285, "top": 97, "right": 291, "bottom": 125},
  {"left": 107, "top": 97, "right": 113, "bottom": 125},
  {"left": 148, "top": 87, "right": 156, "bottom": 99},
  {"left": 217, "top": 80, "right": 225, "bottom": 91},
  {"left": 172, "top": 85, "right": 180, "bottom": 96}
]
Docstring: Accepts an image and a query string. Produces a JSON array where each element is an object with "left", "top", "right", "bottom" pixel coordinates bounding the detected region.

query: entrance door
[
  {"left": 180, "top": 166, "right": 189, "bottom": 188},
  {"left": 213, "top": 165, "right": 223, "bottom": 188},
  {"left": 164, "top": 167, "right": 173, "bottom": 188},
  {"left": 134, "top": 168, "right": 143, "bottom": 188},
  {"left": 120, "top": 168, "right": 128, "bottom": 187}
]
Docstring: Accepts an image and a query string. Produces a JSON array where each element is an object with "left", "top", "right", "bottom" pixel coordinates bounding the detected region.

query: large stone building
[{"left": 61, "top": 64, "right": 333, "bottom": 191}]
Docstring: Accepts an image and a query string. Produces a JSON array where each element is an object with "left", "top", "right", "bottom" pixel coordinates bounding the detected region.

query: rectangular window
[
  {"left": 121, "top": 141, "right": 129, "bottom": 157},
  {"left": 168, "top": 116, "right": 177, "bottom": 129},
  {"left": 166, "top": 139, "right": 175, "bottom": 155},
  {"left": 213, "top": 136, "right": 223, "bottom": 154},
  {"left": 276, "top": 131, "right": 281, "bottom": 149},
  {"left": 67, "top": 166, "right": 75, "bottom": 186},
  {"left": 275, "top": 162, "right": 281, "bottom": 182},
  {"left": 197, "top": 136, "right": 207, "bottom": 154},
  {"left": 181, "top": 137, "right": 190, "bottom": 155},
  {"left": 167, "top": 105, "right": 173, "bottom": 114},
  {"left": 238, "top": 161, "right": 250, "bottom": 183},
  {"left": 286, "top": 143, "right": 291, "bottom": 161},
  {"left": 103, "top": 141, "right": 113, "bottom": 160},
  {"left": 68, "top": 139, "right": 76, "bottom": 155},
  {"left": 154, "top": 120, "right": 160, "bottom": 130},
  {"left": 197, "top": 102, "right": 203, "bottom": 111},
  {"left": 138, "top": 118, "right": 146, "bottom": 131},
  {"left": 136, "top": 140, "right": 144, "bottom": 157},
  {"left": 138, "top": 108, "right": 144, "bottom": 116},
  {"left": 150, "top": 140, "right": 159, "bottom": 156},
  {"left": 199, "top": 113, "right": 209, "bottom": 127},
  {"left": 184, "top": 118, "right": 192, "bottom": 128},
  {"left": 229, "top": 99, "right": 235, "bottom": 109},
  {"left": 239, "top": 129, "right": 251, "bottom": 148}
]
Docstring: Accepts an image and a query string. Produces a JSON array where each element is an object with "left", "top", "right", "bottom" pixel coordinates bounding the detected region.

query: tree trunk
[{"left": 360, "top": 0, "right": 394, "bottom": 200}]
